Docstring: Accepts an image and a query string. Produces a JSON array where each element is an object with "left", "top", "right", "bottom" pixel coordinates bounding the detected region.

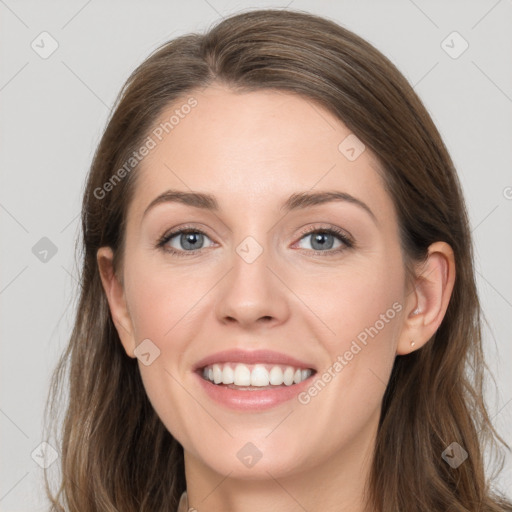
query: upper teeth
[{"left": 202, "top": 363, "right": 313, "bottom": 386}]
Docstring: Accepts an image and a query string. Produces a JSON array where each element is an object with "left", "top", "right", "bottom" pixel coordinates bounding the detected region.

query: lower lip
[{"left": 194, "top": 371, "right": 315, "bottom": 411}]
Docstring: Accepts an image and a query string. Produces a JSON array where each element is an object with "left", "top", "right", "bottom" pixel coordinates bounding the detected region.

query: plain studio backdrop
[{"left": 1, "top": 1, "right": 511, "bottom": 510}]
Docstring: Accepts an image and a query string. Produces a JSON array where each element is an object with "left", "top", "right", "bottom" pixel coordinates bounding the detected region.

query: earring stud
[
  {"left": 412, "top": 308, "right": 420, "bottom": 315},
  {"left": 411, "top": 340, "right": 416, "bottom": 347}
]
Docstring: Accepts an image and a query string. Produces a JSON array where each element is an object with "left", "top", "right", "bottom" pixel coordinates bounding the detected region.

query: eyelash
[{"left": 156, "top": 224, "right": 354, "bottom": 258}]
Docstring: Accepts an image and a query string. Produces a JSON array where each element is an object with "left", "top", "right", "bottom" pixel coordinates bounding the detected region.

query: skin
[{"left": 98, "top": 83, "right": 455, "bottom": 512}]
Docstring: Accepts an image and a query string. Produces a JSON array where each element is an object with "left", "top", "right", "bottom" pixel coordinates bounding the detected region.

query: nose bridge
[{"left": 214, "top": 229, "right": 289, "bottom": 327}]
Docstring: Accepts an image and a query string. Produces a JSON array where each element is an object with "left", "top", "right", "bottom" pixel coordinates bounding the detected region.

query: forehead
[{"left": 128, "top": 85, "right": 391, "bottom": 223}]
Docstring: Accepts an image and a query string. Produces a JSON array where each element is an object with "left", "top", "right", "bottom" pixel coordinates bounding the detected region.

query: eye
[
  {"left": 156, "top": 226, "right": 215, "bottom": 257},
  {"left": 156, "top": 224, "right": 354, "bottom": 257},
  {"left": 293, "top": 226, "right": 354, "bottom": 255}
]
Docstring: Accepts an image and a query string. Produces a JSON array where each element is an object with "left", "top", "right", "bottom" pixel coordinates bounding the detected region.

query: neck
[{"left": 182, "top": 411, "right": 378, "bottom": 512}]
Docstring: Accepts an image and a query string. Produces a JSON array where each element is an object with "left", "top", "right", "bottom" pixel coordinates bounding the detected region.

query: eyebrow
[{"left": 142, "top": 189, "right": 377, "bottom": 223}]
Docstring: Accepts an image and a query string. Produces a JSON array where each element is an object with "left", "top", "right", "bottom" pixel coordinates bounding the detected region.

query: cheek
[
  {"left": 295, "top": 254, "right": 404, "bottom": 353},
  {"left": 124, "top": 256, "right": 203, "bottom": 343},
  {"left": 123, "top": 263, "right": 208, "bottom": 443},
  {"left": 291, "top": 252, "right": 404, "bottom": 424},
  {"left": 293, "top": 260, "right": 403, "bottom": 445}
]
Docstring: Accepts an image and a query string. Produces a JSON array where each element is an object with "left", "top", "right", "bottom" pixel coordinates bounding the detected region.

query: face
[{"left": 103, "top": 84, "right": 413, "bottom": 483}]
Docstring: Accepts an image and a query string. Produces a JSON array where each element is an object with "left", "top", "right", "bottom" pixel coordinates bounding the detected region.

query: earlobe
[
  {"left": 96, "top": 246, "right": 137, "bottom": 358},
  {"left": 397, "top": 241, "right": 456, "bottom": 355}
]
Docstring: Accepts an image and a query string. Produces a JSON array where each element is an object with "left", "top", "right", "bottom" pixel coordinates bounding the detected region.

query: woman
[{"left": 43, "top": 8, "right": 512, "bottom": 511}]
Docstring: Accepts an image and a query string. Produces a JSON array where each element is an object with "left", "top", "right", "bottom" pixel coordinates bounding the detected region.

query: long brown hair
[{"left": 43, "top": 8, "right": 512, "bottom": 511}]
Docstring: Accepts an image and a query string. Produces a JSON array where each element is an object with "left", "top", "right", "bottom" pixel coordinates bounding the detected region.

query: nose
[{"left": 214, "top": 244, "right": 290, "bottom": 330}]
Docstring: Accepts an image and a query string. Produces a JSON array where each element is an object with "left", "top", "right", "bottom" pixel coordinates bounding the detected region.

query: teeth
[
  {"left": 212, "top": 364, "right": 223, "bottom": 384},
  {"left": 234, "top": 364, "right": 251, "bottom": 386},
  {"left": 251, "top": 364, "right": 269, "bottom": 386},
  {"left": 201, "top": 362, "right": 313, "bottom": 387},
  {"left": 222, "top": 365, "right": 234, "bottom": 384},
  {"left": 269, "top": 366, "right": 283, "bottom": 385},
  {"left": 283, "top": 366, "right": 294, "bottom": 385}
]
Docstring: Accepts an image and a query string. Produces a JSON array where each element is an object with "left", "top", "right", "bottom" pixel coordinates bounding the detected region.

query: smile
[
  {"left": 194, "top": 363, "right": 317, "bottom": 411},
  {"left": 200, "top": 362, "right": 314, "bottom": 387}
]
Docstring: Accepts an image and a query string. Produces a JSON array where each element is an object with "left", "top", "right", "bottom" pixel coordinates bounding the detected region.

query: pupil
[
  {"left": 312, "top": 233, "right": 333, "bottom": 250},
  {"left": 183, "top": 232, "right": 202, "bottom": 249}
]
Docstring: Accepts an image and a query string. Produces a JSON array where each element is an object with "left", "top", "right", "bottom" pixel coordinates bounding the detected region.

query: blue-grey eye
[
  {"left": 297, "top": 230, "right": 344, "bottom": 251},
  {"left": 167, "top": 231, "right": 211, "bottom": 251}
]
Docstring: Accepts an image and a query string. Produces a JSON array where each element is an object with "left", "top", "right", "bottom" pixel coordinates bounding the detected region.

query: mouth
[
  {"left": 196, "top": 362, "right": 317, "bottom": 390},
  {"left": 191, "top": 349, "right": 318, "bottom": 409}
]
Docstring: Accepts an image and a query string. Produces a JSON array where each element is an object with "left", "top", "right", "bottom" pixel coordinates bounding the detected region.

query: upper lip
[{"left": 194, "top": 349, "right": 317, "bottom": 371}]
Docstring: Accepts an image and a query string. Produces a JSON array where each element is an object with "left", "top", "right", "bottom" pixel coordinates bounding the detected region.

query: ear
[
  {"left": 96, "top": 246, "right": 136, "bottom": 358},
  {"left": 396, "top": 241, "right": 456, "bottom": 355}
]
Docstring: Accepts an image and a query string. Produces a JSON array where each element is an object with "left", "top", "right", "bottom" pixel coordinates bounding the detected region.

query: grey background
[{"left": 1, "top": 0, "right": 511, "bottom": 509}]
